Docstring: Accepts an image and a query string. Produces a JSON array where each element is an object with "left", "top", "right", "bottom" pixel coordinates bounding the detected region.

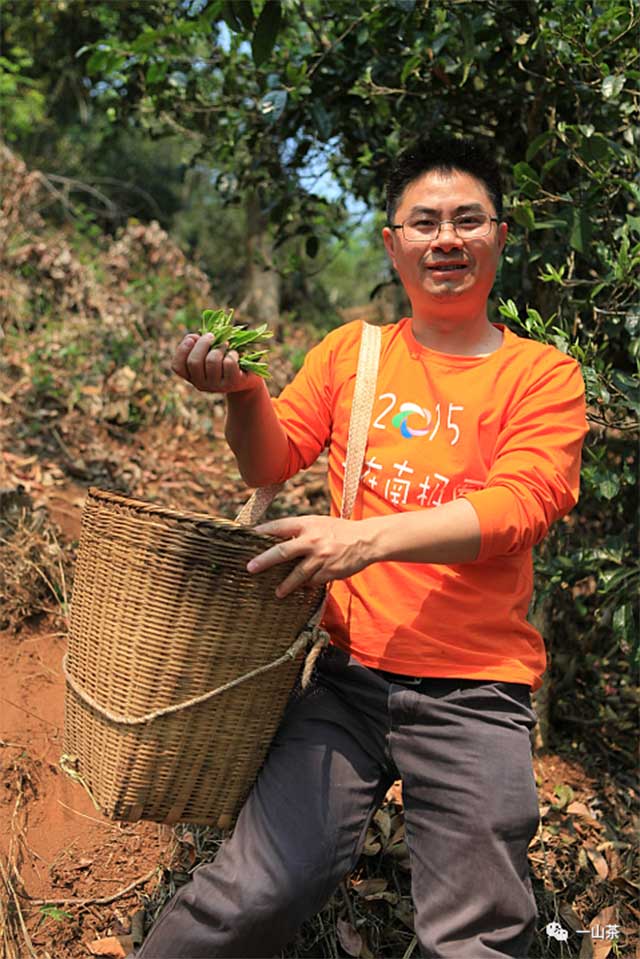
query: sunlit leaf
[
  {"left": 552, "top": 783, "right": 574, "bottom": 809},
  {"left": 601, "top": 74, "right": 625, "bottom": 99},
  {"left": 146, "top": 60, "right": 168, "bottom": 85},
  {"left": 598, "top": 476, "right": 619, "bottom": 500},
  {"left": 512, "top": 202, "right": 535, "bottom": 230},
  {"left": 259, "top": 89, "right": 287, "bottom": 121}
]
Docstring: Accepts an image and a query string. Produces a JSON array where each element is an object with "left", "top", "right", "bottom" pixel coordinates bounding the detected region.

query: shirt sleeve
[
  {"left": 463, "top": 353, "right": 588, "bottom": 561},
  {"left": 269, "top": 334, "right": 334, "bottom": 483}
]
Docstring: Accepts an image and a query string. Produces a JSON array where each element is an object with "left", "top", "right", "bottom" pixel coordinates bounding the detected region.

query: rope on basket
[{"left": 61, "top": 622, "right": 329, "bottom": 727}]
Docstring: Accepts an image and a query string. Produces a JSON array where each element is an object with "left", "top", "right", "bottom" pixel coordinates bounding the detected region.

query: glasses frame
[{"left": 389, "top": 214, "right": 499, "bottom": 242}]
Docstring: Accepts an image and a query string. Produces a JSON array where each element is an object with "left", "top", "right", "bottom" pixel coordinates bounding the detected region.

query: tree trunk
[{"left": 242, "top": 191, "right": 280, "bottom": 330}]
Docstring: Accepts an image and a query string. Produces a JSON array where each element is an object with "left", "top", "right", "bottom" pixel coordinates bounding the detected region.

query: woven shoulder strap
[
  {"left": 234, "top": 321, "right": 381, "bottom": 525},
  {"left": 340, "top": 321, "right": 381, "bottom": 519}
]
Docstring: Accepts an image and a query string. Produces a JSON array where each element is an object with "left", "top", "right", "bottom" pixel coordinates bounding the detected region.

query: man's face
[{"left": 382, "top": 169, "right": 508, "bottom": 314}]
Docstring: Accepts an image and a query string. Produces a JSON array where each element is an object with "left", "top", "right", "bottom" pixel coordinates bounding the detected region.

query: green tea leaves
[{"left": 198, "top": 308, "right": 273, "bottom": 378}]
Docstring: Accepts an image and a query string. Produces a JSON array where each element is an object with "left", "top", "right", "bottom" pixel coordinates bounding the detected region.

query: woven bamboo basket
[{"left": 63, "top": 487, "right": 326, "bottom": 828}]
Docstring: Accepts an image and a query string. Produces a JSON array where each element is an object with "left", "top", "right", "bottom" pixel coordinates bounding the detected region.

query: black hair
[{"left": 385, "top": 135, "right": 504, "bottom": 223}]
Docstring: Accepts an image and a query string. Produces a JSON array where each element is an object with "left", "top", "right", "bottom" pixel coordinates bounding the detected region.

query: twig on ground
[
  {"left": 402, "top": 935, "right": 418, "bottom": 959},
  {"left": 0, "top": 859, "right": 39, "bottom": 959},
  {"left": 0, "top": 868, "right": 21, "bottom": 959},
  {"left": 20, "top": 865, "right": 159, "bottom": 907},
  {"left": 55, "top": 798, "right": 121, "bottom": 829},
  {"left": 1, "top": 698, "right": 57, "bottom": 727},
  {"left": 58, "top": 753, "right": 102, "bottom": 813}
]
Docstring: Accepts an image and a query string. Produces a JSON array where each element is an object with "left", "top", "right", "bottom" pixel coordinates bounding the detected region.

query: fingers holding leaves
[
  {"left": 171, "top": 333, "right": 199, "bottom": 378},
  {"left": 172, "top": 309, "right": 274, "bottom": 392},
  {"left": 200, "top": 309, "right": 273, "bottom": 380}
]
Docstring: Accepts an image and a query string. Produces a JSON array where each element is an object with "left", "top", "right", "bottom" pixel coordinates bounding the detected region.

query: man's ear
[
  {"left": 382, "top": 226, "right": 397, "bottom": 269},
  {"left": 497, "top": 220, "right": 508, "bottom": 254}
]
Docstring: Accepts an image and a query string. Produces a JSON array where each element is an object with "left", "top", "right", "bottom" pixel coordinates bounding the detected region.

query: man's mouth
[{"left": 426, "top": 262, "right": 468, "bottom": 273}]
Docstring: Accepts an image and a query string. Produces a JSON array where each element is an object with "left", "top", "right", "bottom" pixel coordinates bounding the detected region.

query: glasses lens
[
  {"left": 402, "top": 217, "right": 439, "bottom": 241},
  {"left": 454, "top": 213, "right": 491, "bottom": 237}
]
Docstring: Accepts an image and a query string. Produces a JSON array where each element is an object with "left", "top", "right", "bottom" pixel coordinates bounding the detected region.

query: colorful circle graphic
[{"left": 391, "top": 403, "right": 431, "bottom": 438}]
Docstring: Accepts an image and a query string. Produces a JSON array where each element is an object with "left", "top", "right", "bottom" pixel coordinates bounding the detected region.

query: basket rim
[{"left": 86, "top": 486, "right": 275, "bottom": 540}]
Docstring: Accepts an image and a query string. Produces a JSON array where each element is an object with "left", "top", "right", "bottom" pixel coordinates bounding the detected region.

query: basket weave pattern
[{"left": 64, "top": 488, "right": 325, "bottom": 827}]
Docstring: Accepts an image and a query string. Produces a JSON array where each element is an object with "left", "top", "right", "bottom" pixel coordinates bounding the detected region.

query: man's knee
[{"left": 190, "top": 845, "right": 334, "bottom": 926}]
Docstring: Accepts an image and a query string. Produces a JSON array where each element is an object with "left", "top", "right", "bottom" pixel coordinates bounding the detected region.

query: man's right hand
[{"left": 171, "top": 332, "right": 264, "bottom": 395}]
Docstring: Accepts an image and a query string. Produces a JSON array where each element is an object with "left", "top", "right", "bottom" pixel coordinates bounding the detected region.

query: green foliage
[
  {"left": 0, "top": 47, "right": 46, "bottom": 139},
  {"left": 37, "top": 905, "right": 74, "bottom": 925},
  {"left": 320, "top": 215, "right": 390, "bottom": 310}
]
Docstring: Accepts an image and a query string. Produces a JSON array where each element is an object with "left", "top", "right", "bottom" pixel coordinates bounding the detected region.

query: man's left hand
[{"left": 247, "top": 515, "right": 372, "bottom": 599}]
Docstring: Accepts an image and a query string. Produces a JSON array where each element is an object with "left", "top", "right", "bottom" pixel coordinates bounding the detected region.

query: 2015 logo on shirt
[{"left": 375, "top": 394, "right": 464, "bottom": 446}]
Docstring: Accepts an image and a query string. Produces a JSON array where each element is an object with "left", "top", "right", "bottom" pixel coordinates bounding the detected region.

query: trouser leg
[
  {"left": 389, "top": 679, "right": 540, "bottom": 959},
  {"left": 135, "top": 647, "right": 393, "bottom": 958}
]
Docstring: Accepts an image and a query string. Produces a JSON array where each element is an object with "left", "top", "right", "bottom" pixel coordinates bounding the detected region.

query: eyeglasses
[{"left": 389, "top": 213, "right": 499, "bottom": 242}]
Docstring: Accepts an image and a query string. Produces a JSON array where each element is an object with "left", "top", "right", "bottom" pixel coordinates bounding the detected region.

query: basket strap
[
  {"left": 234, "top": 320, "right": 381, "bottom": 525},
  {"left": 340, "top": 320, "right": 381, "bottom": 520},
  {"left": 234, "top": 484, "right": 282, "bottom": 526}
]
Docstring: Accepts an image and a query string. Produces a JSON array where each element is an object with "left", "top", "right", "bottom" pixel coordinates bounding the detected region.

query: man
[{"left": 135, "top": 137, "right": 587, "bottom": 958}]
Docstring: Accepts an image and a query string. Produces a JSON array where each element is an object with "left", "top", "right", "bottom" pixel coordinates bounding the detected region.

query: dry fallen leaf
[
  {"left": 585, "top": 846, "right": 609, "bottom": 881},
  {"left": 604, "top": 845, "right": 623, "bottom": 881},
  {"left": 558, "top": 901, "right": 585, "bottom": 932},
  {"left": 387, "top": 838, "right": 410, "bottom": 860},
  {"left": 388, "top": 822, "right": 405, "bottom": 847},
  {"left": 337, "top": 917, "right": 362, "bottom": 958},
  {"left": 386, "top": 780, "right": 403, "bottom": 805},
  {"left": 362, "top": 832, "right": 382, "bottom": 856},
  {"left": 578, "top": 905, "right": 619, "bottom": 959},
  {"left": 373, "top": 808, "right": 391, "bottom": 842},
  {"left": 592, "top": 906, "right": 619, "bottom": 959},
  {"left": 87, "top": 936, "right": 126, "bottom": 958}
]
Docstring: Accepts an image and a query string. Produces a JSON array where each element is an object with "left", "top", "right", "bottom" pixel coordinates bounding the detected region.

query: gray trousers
[{"left": 135, "top": 646, "right": 540, "bottom": 958}]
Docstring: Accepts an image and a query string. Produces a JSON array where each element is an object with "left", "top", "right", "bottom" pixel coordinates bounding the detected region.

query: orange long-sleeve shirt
[{"left": 271, "top": 318, "right": 588, "bottom": 691}]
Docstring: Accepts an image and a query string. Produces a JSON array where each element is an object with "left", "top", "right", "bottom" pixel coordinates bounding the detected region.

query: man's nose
[{"left": 432, "top": 222, "right": 464, "bottom": 251}]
